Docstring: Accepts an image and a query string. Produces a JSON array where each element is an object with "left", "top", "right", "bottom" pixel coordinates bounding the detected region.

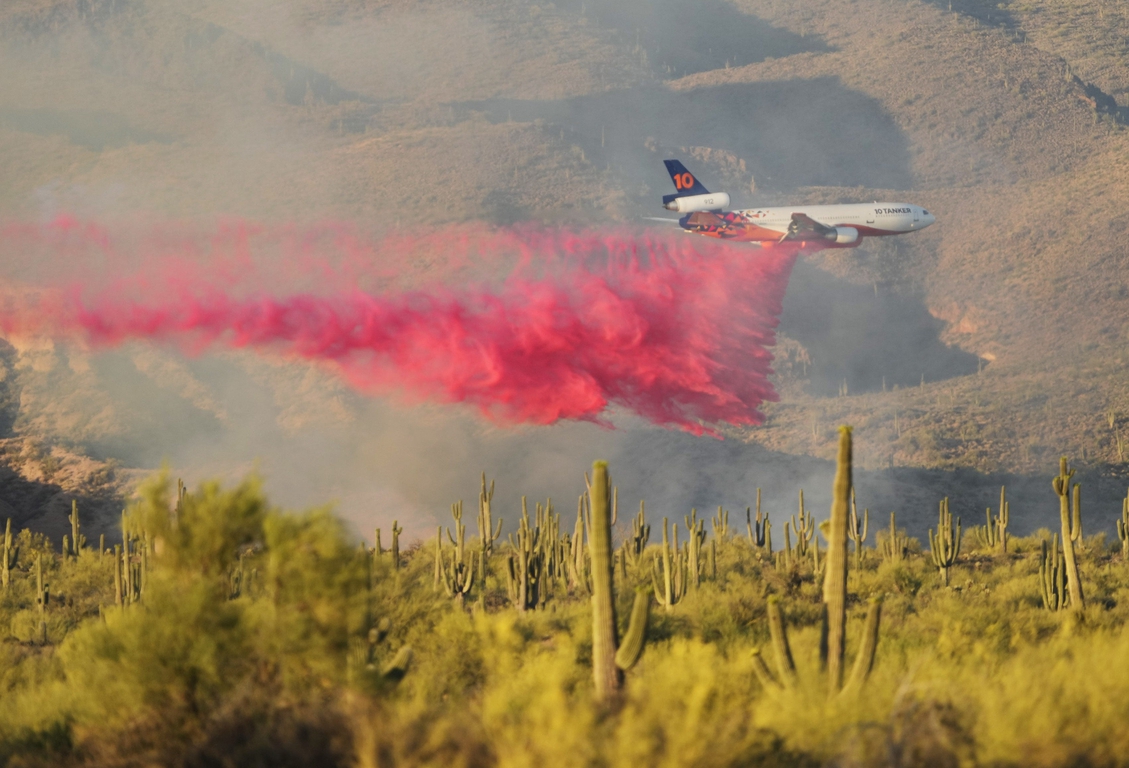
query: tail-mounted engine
[{"left": 663, "top": 192, "right": 730, "bottom": 214}]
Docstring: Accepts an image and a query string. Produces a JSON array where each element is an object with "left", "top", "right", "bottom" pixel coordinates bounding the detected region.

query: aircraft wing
[
  {"left": 779, "top": 212, "right": 835, "bottom": 242},
  {"left": 685, "top": 211, "right": 729, "bottom": 229}
]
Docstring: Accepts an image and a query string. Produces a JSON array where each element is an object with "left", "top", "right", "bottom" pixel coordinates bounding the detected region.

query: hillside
[{"left": 1, "top": 0, "right": 1129, "bottom": 538}]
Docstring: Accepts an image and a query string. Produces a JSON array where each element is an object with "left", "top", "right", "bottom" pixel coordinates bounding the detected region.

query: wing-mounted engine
[
  {"left": 828, "top": 226, "right": 858, "bottom": 244},
  {"left": 783, "top": 213, "right": 858, "bottom": 245},
  {"left": 663, "top": 192, "right": 730, "bottom": 213}
]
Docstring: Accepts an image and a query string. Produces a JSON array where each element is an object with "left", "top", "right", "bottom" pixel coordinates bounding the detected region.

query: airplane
[{"left": 656, "top": 159, "right": 935, "bottom": 248}]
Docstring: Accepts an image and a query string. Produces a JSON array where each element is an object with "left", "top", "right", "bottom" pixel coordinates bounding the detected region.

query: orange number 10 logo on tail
[{"left": 674, "top": 172, "right": 695, "bottom": 190}]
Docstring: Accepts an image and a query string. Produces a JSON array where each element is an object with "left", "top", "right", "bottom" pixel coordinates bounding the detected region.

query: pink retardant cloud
[{"left": 0, "top": 219, "right": 801, "bottom": 435}]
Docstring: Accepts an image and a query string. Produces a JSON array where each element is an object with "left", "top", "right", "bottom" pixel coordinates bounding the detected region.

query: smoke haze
[{"left": 2, "top": 0, "right": 1125, "bottom": 547}]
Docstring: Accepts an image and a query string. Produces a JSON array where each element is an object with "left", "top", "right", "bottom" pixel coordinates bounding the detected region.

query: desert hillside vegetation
[{"left": 2, "top": 430, "right": 1129, "bottom": 765}]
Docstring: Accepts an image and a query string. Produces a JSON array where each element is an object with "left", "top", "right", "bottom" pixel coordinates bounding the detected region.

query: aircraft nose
[{"left": 921, "top": 208, "right": 935, "bottom": 227}]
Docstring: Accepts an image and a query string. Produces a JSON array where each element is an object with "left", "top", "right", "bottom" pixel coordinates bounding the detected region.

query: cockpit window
[{"left": 922, "top": 210, "right": 930, "bottom": 215}]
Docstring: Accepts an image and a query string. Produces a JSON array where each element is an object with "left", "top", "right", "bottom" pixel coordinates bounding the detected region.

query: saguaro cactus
[
  {"left": 1040, "top": 534, "right": 1067, "bottom": 611},
  {"left": 589, "top": 461, "right": 650, "bottom": 701},
  {"left": 747, "top": 489, "right": 772, "bottom": 554},
  {"left": 758, "top": 598, "right": 883, "bottom": 695},
  {"left": 122, "top": 511, "right": 135, "bottom": 605},
  {"left": 477, "top": 473, "right": 503, "bottom": 558},
  {"left": 976, "top": 486, "right": 1010, "bottom": 554},
  {"left": 624, "top": 501, "right": 650, "bottom": 567},
  {"left": 438, "top": 503, "right": 479, "bottom": 602},
  {"left": 433, "top": 527, "right": 443, "bottom": 590},
  {"left": 382, "top": 646, "right": 414, "bottom": 681},
  {"left": 590, "top": 461, "right": 620, "bottom": 699},
  {"left": 175, "top": 478, "right": 187, "bottom": 527},
  {"left": 712, "top": 506, "right": 730, "bottom": 541},
  {"left": 390, "top": 520, "right": 403, "bottom": 571},
  {"left": 444, "top": 548, "right": 478, "bottom": 601},
  {"left": 506, "top": 497, "right": 543, "bottom": 610},
  {"left": 68, "top": 500, "right": 85, "bottom": 557},
  {"left": 537, "top": 501, "right": 561, "bottom": 585},
  {"left": 880, "top": 512, "right": 908, "bottom": 562},
  {"left": 614, "top": 586, "right": 652, "bottom": 672},
  {"left": 929, "top": 498, "right": 961, "bottom": 586},
  {"left": 762, "top": 427, "right": 881, "bottom": 697},
  {"left": 764, "top": 588, "right": 882, "bottom": 695},
  {"left": 36, "top": 553, "right": 48, "bottom": 644},
  {"left": 791, "top": 491, "right": 816, "bottom": 557},
  {"left": 847, "top": 490, "right": 868, "bottom": 575},
  {"left": 114, "top": 544, "right": 123, "bottom": 607},
  {"left": 844, "top": 597, "right": 883, "bottom": 693},
  {"left": 2, "top": 518, "right": 17, "bottom": 589},
  {"left": 780, "top": 523, "right": 793, "bottom": 569},
  {"left": 766, "top": 596, "right": 796, "bottom": 686},
  {"left": 569, "top": 496, "right": 589, "bottom": 593},
  {"left": 650, "top": 518, "right": 686, "bottom": 609},
  {"left": 997, "top": 486, "right": 1010, "bottom": 553},
  {"left": 749, "top": 647, "right": 779, "bottom": 690},
  {"left": 823, "top": 426, "right": 851, "bottom": 694},
  {"left": 684, "top": 509, "right": 706, "bottom": 588},
  {"left": 1117, "top": 489, "right": 1129, "bottom": 559},
  {"left": 1052, "top": 457, "right": 1085, "bottom": 611}
]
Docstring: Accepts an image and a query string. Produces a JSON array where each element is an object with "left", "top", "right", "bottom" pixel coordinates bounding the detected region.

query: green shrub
[{"left": 1, "top": 470, "right": 1129, "bottom": 766}]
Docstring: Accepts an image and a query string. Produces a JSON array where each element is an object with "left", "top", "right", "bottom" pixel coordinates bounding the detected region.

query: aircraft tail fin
[{"left": 662, "top": 160, "right": 711, "bottom": 206}]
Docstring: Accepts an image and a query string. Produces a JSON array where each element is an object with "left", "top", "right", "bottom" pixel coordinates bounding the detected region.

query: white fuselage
[{"left": 735, "top": 203, "right": 935, "bottom": 236}]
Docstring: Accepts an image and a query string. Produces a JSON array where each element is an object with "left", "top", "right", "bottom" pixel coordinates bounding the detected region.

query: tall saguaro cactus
[
  {"left": 650, "top": 518, "right": 686, "bottom": 609},
  {"left": 823, "top": 426, "right": 851, "bottom": 694},
  {"left": 390, "top": 521, "right": 403, "bottom": 571},
  {"left": 590, "top": 461, "right": 621, "bottom": 699},
  {"left": 761, "top": 591, "right": 884, "bottom": 694},
  {"left": 114, "top": 544, "right": 123, "bottom": 606},
  {"left": 747, "top": 489, "right": 772, "bottom": 554},
  {"left": 36, "top": 553, "right": 48, "bottom": 644},
  {"left": 2, "top": 518, "right": 17, "bottom": 589},
  {"left": 68, "top": 501, "right": 84, "bottom": 557},
  {"left": 506, "top": 497, "right": 544, "bottom": 611},
  {"left": 437, "top": 502, "right": 479, "bottom": 602},
  {"left": 478, "top": 474, "right": 503, "bottom": 558},
  {"left": 761, "top": 428, "right": 881, "bottom": 697},
  {"left": 791, "top": 491, "right": 816, "bottom": 557},
  {"left": 589, "top": 461, "right": 650, "bottom": 702},
  {"left": 1052, "top": 457, "right": 1085, "bottom": 611},
  {"left": 929, "top": 498, "right": 961, "bottom": 586}
]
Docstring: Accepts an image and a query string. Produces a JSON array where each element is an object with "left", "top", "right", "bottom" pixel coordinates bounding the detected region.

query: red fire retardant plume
[{"left": 0, "top": 220, "right": 801, "bottom": 436}]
